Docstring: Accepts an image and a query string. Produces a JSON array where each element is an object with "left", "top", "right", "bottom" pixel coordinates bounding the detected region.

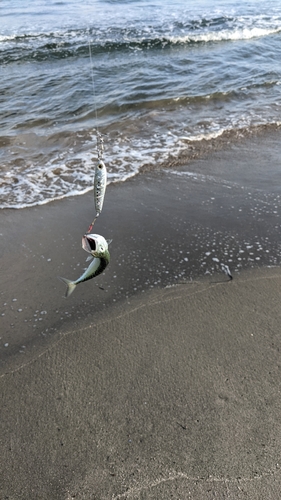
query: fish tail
[{"left": 58, "top": 277, "right": 77, "bottom": 297}]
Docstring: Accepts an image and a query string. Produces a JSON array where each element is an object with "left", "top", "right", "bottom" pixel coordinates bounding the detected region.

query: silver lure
[
  {"left": 58, "top": 234, "right": 110, "bottom": 297},
  {"left": 94, "top": 159, "right": 107, "bottom": 217}
]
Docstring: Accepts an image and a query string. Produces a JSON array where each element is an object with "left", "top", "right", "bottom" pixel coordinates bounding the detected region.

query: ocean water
[{"left": 1, "top": 0, "right": 281, "bottom": 208}]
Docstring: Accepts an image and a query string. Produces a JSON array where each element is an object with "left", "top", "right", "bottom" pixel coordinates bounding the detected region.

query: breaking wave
[{"left": 1, "top": 14, "right": 281, "bottom": 64}]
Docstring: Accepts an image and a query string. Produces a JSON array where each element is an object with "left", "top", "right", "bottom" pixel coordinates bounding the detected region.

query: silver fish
[
  {"left": 94, "top": 159, "right": 107, "bottom": 217},
  {"left": 58, "top": 234, "right": 110, "bottom": 297}
]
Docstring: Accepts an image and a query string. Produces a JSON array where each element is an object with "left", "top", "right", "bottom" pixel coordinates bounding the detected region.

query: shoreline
[
  {"left": 1, "top": 128, "right": 281, "bottom": 497},
  {"left": 2, "top": 122, "right": 281, "bottom": 211},
  {"left": 0, "top": 126, "right": 281, "bottom": 361},
  {"left": 1, "top": 127, "right": 281, "bottom": 371}
]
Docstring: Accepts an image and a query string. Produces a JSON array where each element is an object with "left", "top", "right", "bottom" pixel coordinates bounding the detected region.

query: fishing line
[
  {"left": 87, "top": 34, "right": 106, "bottom": 233},
  {"left": 88, "top": 36, "right": 99, "bottom": 141},
  {"left": 88, "top": 35, "right": 105, "bottom": 161}
]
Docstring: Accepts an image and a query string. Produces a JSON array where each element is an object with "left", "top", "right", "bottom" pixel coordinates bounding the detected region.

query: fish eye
[
  {"left": 100, "top": 246, "right": 104, "bottom": 251},
  {"left": 98, "top": 164, "right": 103, "bottom": 169}
]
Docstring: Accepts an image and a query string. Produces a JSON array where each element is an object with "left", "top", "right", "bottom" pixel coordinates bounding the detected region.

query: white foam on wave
[
  {"left": 0, "top": 129, "right": 228, "bottom": 210},
  {"left": 0, "top": 130, "right": 175, "bottom": 209},
  {"left": 168, "top": 26, "right": 281, "bottom": 45},
  {"left": 2, "top": 117, "right": 281, "bottom": 209},
  {"left": 0, "top": 34, "right": 18, "bottom": 42},
  {"left": 0, "top": 144, "right": 139, "bottom": 209},
  {"left": 0, "top": 130, "right": 173, "bottom": 209},
  {"left": 180, "top": 129, "right": 225, "bottom": 142}
]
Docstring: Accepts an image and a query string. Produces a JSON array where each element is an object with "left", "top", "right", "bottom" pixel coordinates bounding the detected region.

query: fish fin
[
  {"left": 58, "top": 276, "right": 77, "bottom": 297},
  {"left": 86, "top": 255, "right": 93, "bottom": 262},
  {"left": 107, "top": 239, "right": 113, "bottom": 245}
]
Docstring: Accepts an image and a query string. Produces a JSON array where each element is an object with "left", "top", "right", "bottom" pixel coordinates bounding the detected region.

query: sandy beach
[{"left": 1, "top": 129, "right": 281, "bottom": 499}]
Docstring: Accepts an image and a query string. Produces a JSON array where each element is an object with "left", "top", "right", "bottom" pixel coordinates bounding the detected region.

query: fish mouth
[{"left": 82, "top": 234, "right": 96, "bottom": 253}]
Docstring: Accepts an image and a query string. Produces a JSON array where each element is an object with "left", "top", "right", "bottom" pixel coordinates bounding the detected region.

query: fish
[
  {"left": 94, "top": 159, "right": 107, "bottom": 218},
  {"left": 58, "top": 234, "right": 110, "bottom": 297}
]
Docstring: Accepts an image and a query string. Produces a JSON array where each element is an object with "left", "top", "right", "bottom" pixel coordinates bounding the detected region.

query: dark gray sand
[{"left": 1, "top": 129, "right": 281, "bottom": 498}]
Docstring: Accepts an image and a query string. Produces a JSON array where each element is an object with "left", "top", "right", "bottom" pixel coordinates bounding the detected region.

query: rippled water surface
[{"left": 1, "top": 0, "right": 281, "bottom": 207}]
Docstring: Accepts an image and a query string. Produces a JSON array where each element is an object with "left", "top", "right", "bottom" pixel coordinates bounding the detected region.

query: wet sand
[{"left": 1, "top": 129, "right": 281, "bottom": 498}]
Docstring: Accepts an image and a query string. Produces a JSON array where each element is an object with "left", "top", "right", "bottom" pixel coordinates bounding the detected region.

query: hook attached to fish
[{"left": 87, "top": 133, "right": 107, "bottom": 233}]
